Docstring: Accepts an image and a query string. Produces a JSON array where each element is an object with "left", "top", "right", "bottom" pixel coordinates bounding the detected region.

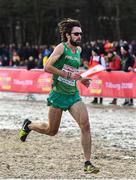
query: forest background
[{"left": 0, "top": 0, "right": 135, "bottom": 45}]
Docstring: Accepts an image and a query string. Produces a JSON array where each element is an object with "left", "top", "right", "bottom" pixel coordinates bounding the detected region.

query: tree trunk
[{"left": 115, "top": 1, "right": 121, "bottom": 40}]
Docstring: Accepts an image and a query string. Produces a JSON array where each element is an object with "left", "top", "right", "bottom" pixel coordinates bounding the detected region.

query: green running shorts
[{"left": 47, "top": 90, "right": 81, "bottom": 111}]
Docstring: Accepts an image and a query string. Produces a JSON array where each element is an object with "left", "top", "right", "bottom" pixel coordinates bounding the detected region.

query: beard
[{"left": 70, "top": 39, "right": 81, "bottom": 46}]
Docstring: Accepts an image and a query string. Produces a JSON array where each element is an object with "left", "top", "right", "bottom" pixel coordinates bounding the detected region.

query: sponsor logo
[
  {"left": 37, "top": 74, "right": 52, "bottom": 92},
  {"left": 0, "top": 74, "right": 11, "bottom": 90},
  {"left": 89, "top": 79, "right": 102, "bottom": 94}
]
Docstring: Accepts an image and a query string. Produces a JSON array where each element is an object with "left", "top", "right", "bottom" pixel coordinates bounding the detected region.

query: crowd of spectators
[
  {"left": 0, "top": 40, "right": 136, "bottom": 69},
  {"left": 0, "top": 42, "right": 54, "bottom": 69},
  {"left": 81, "top": 39, "right": 136, "bottom": 67},
  {"left": 81, "top": 39, "right": 136, "bottom": 106}
]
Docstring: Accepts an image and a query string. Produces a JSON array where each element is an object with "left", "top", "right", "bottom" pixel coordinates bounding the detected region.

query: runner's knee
[
  {"left": 80, "top": 121, "right": 90, "bottom": 133},
  {"left": 39, "top": 123, "right": 59, "bottom": 136},
  {"left": 48, "top": 129, "right": 58, "bottom": 136}
]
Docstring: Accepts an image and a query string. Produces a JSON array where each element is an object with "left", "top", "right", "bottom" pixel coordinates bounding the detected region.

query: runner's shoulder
[{"left": 53, "top": 43, "right": 64, "bottom": 55}]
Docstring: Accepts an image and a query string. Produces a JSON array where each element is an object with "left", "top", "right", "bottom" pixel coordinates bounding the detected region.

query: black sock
[{"left": 85, "top": 161, "right": 91, "bottom": 165}]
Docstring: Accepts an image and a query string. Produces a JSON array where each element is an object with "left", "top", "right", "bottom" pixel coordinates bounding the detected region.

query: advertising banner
[
  {"left": 0, "top": 68, "right": 136, "bottom": 98},
  {"left": 78, "top": 71, "right": 136, "bottom": 98},
  {"left": 0, "top": 68, "right": 52, "bottom": 93}
]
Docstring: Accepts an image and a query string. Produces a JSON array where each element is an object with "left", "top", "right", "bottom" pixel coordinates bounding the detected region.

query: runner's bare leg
[
  {"left": 69, "top": 101, "right": 91, "bottom": 161},
  {"left": 28, "top": 106, "right": 63, "bottom": 136}
]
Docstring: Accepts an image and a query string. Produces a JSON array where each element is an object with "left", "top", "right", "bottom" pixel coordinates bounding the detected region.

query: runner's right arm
[
  {"left": 44, "top": 43, "right": 65, "bottom": 77},
  {"left": 44, "top": 43, "right": 81, "bottom": 80}
]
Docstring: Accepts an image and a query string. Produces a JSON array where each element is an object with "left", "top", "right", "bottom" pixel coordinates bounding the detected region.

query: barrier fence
[{"left": 0, "top": 68, "right": 136, "bottom": 98}]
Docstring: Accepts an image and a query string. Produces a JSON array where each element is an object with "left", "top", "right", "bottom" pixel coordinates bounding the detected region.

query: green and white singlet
[
  {"left": 47, "top": 43, "right": 82, "bottom": 110},
  {"left": 52, "top": 42, "right": 81, "bottom": 94}
]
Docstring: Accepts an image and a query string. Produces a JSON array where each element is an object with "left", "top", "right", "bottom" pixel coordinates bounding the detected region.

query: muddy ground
[{"left": 0, "top": 92, "right": 136, "bottom": 179}]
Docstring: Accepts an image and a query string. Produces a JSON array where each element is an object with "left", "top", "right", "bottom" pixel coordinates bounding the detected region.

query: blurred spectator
[
  {"left": 131, "top": 40, "right": 136, "bottom": 54},
  {"left": 106, "top": 50, "right": 121, "bottom": 71},
  {"left": 128, "top": 52, "right": 136, "bottom": 72},
  {"left": 1, "top": 54, "right": 10, "bottom": 66},
  {"left": 26, "top": 56, "right": 36, "bottom": 100},
  {"left": 42, "top": 45, "right": 52, "bottom": 57},
  {"left": 26, "top": 56, "right": 36, "bottom": 70},
  {"left": 81, "top": 42, "right": 92, "bottom": 69},
  {"left": 104, "top": 40, "right": 113, "bottom": 53},
  {"left": 88, "top": 47, "right": 106, "bottom": 68},
  {"left": 42, "top": 45, "right": 53, "bottom": 67},
  {"left": 121, "top": 44, "right": 134, "bottom": 106},
  {"left": 37, "top": 53, "right": 43, "bottom": 69},
  {"left": 0, "top": 44, "right": 10, "bottom": 66},
  {"left": 12, "top": 51, "right": 20, "bottom": 67},
  {"left": 89, "top": 47, "right": 106, "bottom": 104},
  {"left": 106, "top": 50, "right": 121, "bottom": 105}
]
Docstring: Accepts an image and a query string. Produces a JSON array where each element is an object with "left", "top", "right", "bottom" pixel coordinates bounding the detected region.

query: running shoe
[
  {"left": 19, "top": 119, "right": 31, "bottom": 142},
  {"left": 84, "top": 161, "right": 100, "bottom": 174}
]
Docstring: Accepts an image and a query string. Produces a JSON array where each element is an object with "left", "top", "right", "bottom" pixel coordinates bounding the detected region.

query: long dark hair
[{"left": 58, "top": 18, "right": 81, "bottom": 42}]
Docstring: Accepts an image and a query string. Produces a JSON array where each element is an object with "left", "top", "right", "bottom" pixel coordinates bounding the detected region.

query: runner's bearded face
[{"left": 70, "top": 27, "right": 82, "bottom": 46}]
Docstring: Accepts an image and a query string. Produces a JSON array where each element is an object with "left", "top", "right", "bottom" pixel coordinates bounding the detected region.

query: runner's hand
[
  {"left": 69, "top": 72, "right": 81, "bottom": 80},
  {"left": 80, "top": 78, "right": 91, "bottom": 87},
  {"left": 63, "top": 71, "right": 82, "bottom": 80}
]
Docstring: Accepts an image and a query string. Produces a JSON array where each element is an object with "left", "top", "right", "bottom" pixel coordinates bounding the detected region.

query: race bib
[{"left": 58, "top": 64, "right": 78, "bottom": 86}]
